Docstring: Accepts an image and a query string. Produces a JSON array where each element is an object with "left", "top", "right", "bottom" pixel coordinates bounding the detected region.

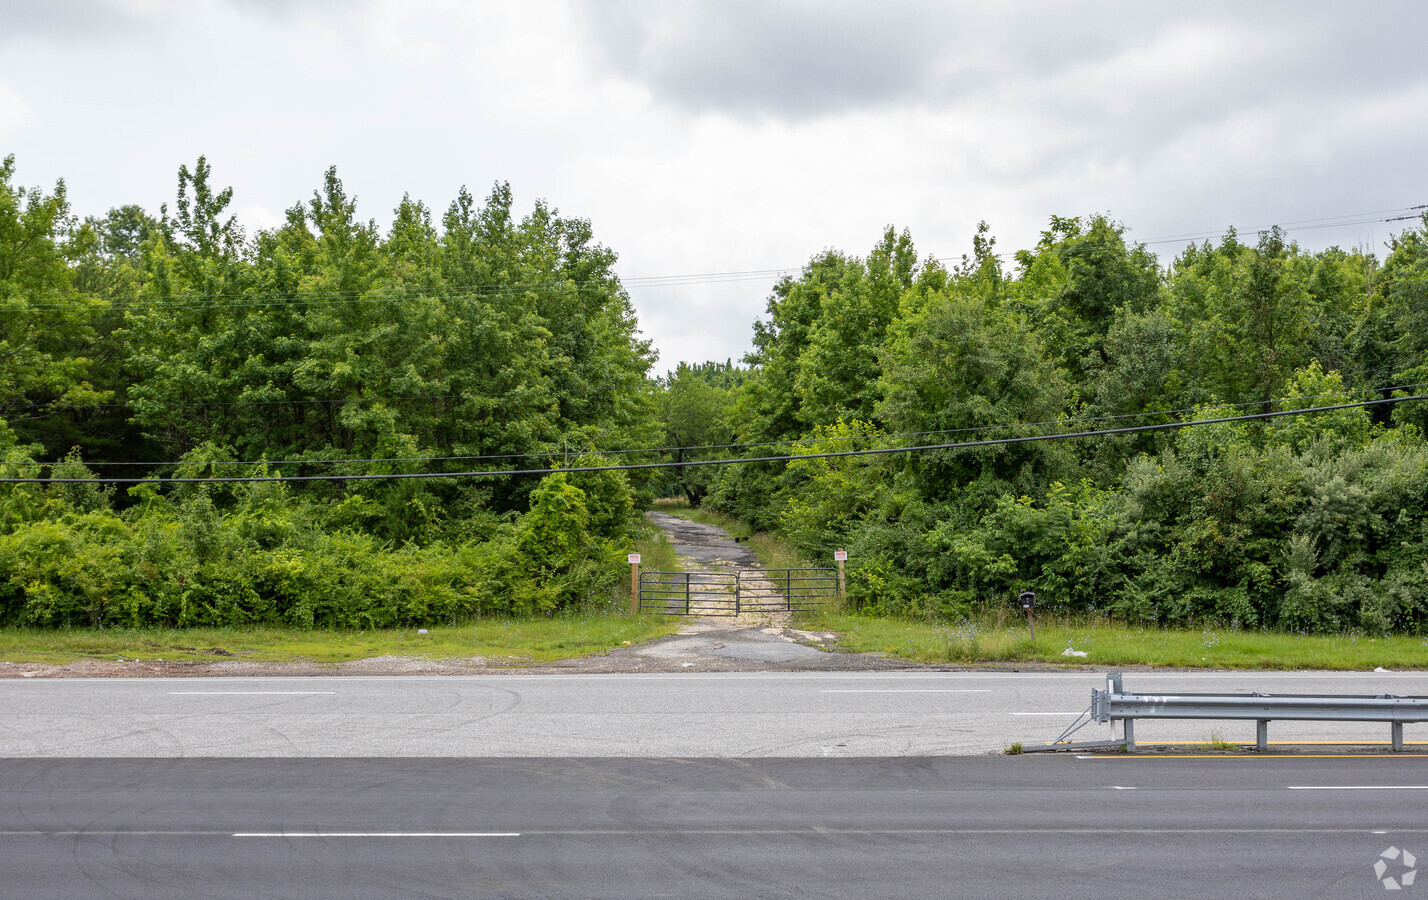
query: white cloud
[
  {"left": 0, "top": 0, "right": 1424, "bottom": 369},
  {"left": 0, "top": 83, "right": 31, "bottom": 142},
  {"left": 236, "top": 203, "right": 285, "bottom": 231}
]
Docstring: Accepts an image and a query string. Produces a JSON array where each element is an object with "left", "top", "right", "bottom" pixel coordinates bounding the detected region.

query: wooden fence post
[{"left": 628, "top": 553, "right": 641, "bottom": 615}]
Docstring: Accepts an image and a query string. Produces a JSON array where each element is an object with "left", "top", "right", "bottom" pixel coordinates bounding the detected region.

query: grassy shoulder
[
  {"left": 654, "top": 501, "right": 1428, "bottom": 671},
  {"left": 0, "top": 612, "right": 680, "bottom": 666},
  {"left": 801, "top": 610, "right": 1428, "bottom": 671}
]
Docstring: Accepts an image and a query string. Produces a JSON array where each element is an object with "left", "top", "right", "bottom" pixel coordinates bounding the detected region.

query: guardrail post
[{"left": 1047, "top": 674, "right": 1427, "bottom": 754}]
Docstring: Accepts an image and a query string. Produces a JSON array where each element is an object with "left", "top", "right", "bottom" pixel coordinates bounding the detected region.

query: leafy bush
[{"left": 0, "top": 468, "right": 626, "bottom": 629}]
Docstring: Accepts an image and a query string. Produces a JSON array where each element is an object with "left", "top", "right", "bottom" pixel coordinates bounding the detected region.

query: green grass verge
[
  {"left": 0, "top": 613, "right": 680, "bottom": 666},
  {"left": 651, "top": 504, "right": 1428, "bottom": 671},
  {"left": 0, "top": 517, "right": 692, "bottom": 667},
  {"left": 799, "top": 611, "right": 1428, "bottom": 671}
]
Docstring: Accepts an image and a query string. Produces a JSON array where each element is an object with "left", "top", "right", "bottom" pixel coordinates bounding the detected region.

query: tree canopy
[
  {"left": 678, "top": 213, "right": 1428, "bottom": 634},
  {"left": 0, "top": 156, "right": 655, "bottom": 626},
  {"left": 3, "top": 152, "right": 1426, "bottom": 635}
]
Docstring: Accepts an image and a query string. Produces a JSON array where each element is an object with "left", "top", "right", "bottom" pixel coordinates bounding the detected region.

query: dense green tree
[
  {"left": 1164, "top": 228, "right": 1317, "bottom": 407},
  {"left": 1365, "top": 214, "right": 1428, "bottom": 429},
  {"left": 655, "top": 362, "right": 737, "bottom": 505},
  {"left": 876, "top": 287, "right": 1070, "bottom": 502},
  {"left": 4, "top": 153, "right": 1427, "bottom": 636},
  {"left": 740, "top": 250, "right": 853, "bottom": 443},
  {"left": 707, "top": 217, "right": 1428, "bottom": 634},
  {"left": 0, "top": 156, "right": 112, "bottom": 450},
  {"left": 795, "top": 227, "right": 918, "bottom": 425},
  {"left": 1010, "top": 215, "right": 1160, "bottom": 381}
]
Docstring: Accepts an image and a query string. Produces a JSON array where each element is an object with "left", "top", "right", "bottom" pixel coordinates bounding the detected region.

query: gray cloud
[
  {"left": 575, "top": 1, "right": 1428, "bottom": 132},
  {"left": 223, "top": 0, "right": 369, "bottom": 24},
  {"left": 577, "top": 1, "right": 959, "bottom": 118},
  {"left": 575, "top": 1, "right": 1169, "bottom": 118},
  {"left": 0, "top": 0, "right": 158, "bottom": 43},
  {"left": 0, "top": 0, "right": 367, "bottom": 45},
  {"left": 2, "top": 0, "right": 1422, "bottom": 369}
]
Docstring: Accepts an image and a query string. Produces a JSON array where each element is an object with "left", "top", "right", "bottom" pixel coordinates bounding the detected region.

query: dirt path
[
  {"left": 577, "top": 511, "right": 920, "bottom": 673},
  {"left": 0, "top": 511, "right": 922, "bottom": 678}
]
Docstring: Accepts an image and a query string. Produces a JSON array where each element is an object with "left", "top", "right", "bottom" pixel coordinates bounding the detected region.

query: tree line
[
  {"left": 6, "top": 151, "right": 1426, "bottom": 634},
  {"left": 655, "top": 214, "right": 1428, "bottom": 633},
  {"left": 0, "top": 155, "right": 655, "bottom": 627}
]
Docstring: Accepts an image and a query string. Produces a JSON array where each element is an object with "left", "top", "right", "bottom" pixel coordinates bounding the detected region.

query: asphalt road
[
  {"left": 3, "top": 671, "right": 1426, "bottom": 757},
  {"left": 3, "top": 755, "right": 1427, "bottom": 899}
]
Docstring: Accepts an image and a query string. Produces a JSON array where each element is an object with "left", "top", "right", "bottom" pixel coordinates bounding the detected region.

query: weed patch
[{"left": 801, "top": 610, "right": 1428, "bottom": 671}]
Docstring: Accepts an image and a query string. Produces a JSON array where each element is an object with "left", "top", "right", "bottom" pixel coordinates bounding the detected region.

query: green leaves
[
  {"left": 0, "top": 156, "right": 654, "bottom": 627},
  {"left": 705, "top": 213, "right": 1428, "bottom": 635},
  {"left": 877, "top": 286, "right": 1070, "bottom": 499}
]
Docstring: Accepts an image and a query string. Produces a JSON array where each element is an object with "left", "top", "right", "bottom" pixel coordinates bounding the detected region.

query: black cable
[
  {"left": 38, "top": 380, "right": 1428, "bottom": 468},
  {"left": 7, "top": 394, "right": 1421, "bottom": 485}
]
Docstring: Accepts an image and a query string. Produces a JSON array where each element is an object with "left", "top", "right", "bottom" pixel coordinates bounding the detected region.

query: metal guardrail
[
  {"left": 637, "top": 568, "right": 838, "bottom": 616},
  {"left": 1028, "top": 672, "right": 1428, "bottom": 752}
]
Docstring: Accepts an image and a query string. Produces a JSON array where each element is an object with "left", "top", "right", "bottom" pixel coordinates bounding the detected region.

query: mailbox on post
[{"left": 1017, "top": 591, "right": 1037, "bottom": 640}]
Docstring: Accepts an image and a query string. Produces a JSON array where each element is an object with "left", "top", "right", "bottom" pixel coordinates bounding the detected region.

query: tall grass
[
  {"left": 630, "top": 515, "right": 682, "bottom": 572},
  {"left": 802, "top": 609, "right": 1428, "bottom": 671}
]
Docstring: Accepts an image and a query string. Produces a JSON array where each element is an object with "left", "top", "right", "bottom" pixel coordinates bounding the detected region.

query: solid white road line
[
  {"left": 819, "top": 689, "right": 993, "bottom": 693},
  {"left": 1286, "top": 786, "right": 1428, "bottom": 790},
  {"left": 169, "top": 691, "right": 336, "bottom": 695},
  {"left": 233, "top": 832, "right": 521, "bottom": 838}
]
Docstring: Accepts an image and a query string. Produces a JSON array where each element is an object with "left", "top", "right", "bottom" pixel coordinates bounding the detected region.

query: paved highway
[
  {"left": 2, "top": 670, "right": 1426, "bottom": 757},
  {"left": 3, "top": 755, "right": 1427, "bottom": 899}
]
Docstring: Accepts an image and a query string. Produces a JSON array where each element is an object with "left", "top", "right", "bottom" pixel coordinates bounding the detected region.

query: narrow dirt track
[{"left": 598, "top": 511, "right": 922, "bottom": 672}]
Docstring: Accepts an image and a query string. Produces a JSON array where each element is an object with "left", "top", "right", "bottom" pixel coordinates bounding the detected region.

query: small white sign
[
  {"left": 833, "top": 550, "right": 848, "bottom": 562},
  {"left": 628, "top": 553, "right": 641, "bottom": 564}
]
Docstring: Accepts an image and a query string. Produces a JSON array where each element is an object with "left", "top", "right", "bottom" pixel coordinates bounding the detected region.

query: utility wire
[
  {"left": 1134, "top": 205, "right": 1427, "bottom": 246},
  {"left": 38, "top": 380, "right": 1428, "bottom": 469},
  {"left": 2, "top": 206, "right": 1423, "bottom": 313},
  {"left": 6, "top": 394, "right": 1422, "bottom": 485}
]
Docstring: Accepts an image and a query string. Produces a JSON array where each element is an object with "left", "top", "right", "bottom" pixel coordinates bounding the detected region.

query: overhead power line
[
  {"left": 41, "top": 380, "right": 1428, "bottom": 469},
  {"left": 6, "top": 394, "right": 1422, "bottom": 485},
  {"left": 1, "top": 205, "right": 1422, "bottom": 314}
]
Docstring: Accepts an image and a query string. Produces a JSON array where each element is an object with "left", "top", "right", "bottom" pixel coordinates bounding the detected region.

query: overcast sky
[{"left": 2, "top": 0, "right": 1425, "bottom": 371}]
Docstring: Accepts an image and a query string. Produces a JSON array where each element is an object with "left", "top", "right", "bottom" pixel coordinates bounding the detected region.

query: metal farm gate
[
  {"left": 637, "top": 568, "right": 837, "bottom": 616},
  {"left": 636, "top": 571, "right": 739, "bottom": 616}
]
